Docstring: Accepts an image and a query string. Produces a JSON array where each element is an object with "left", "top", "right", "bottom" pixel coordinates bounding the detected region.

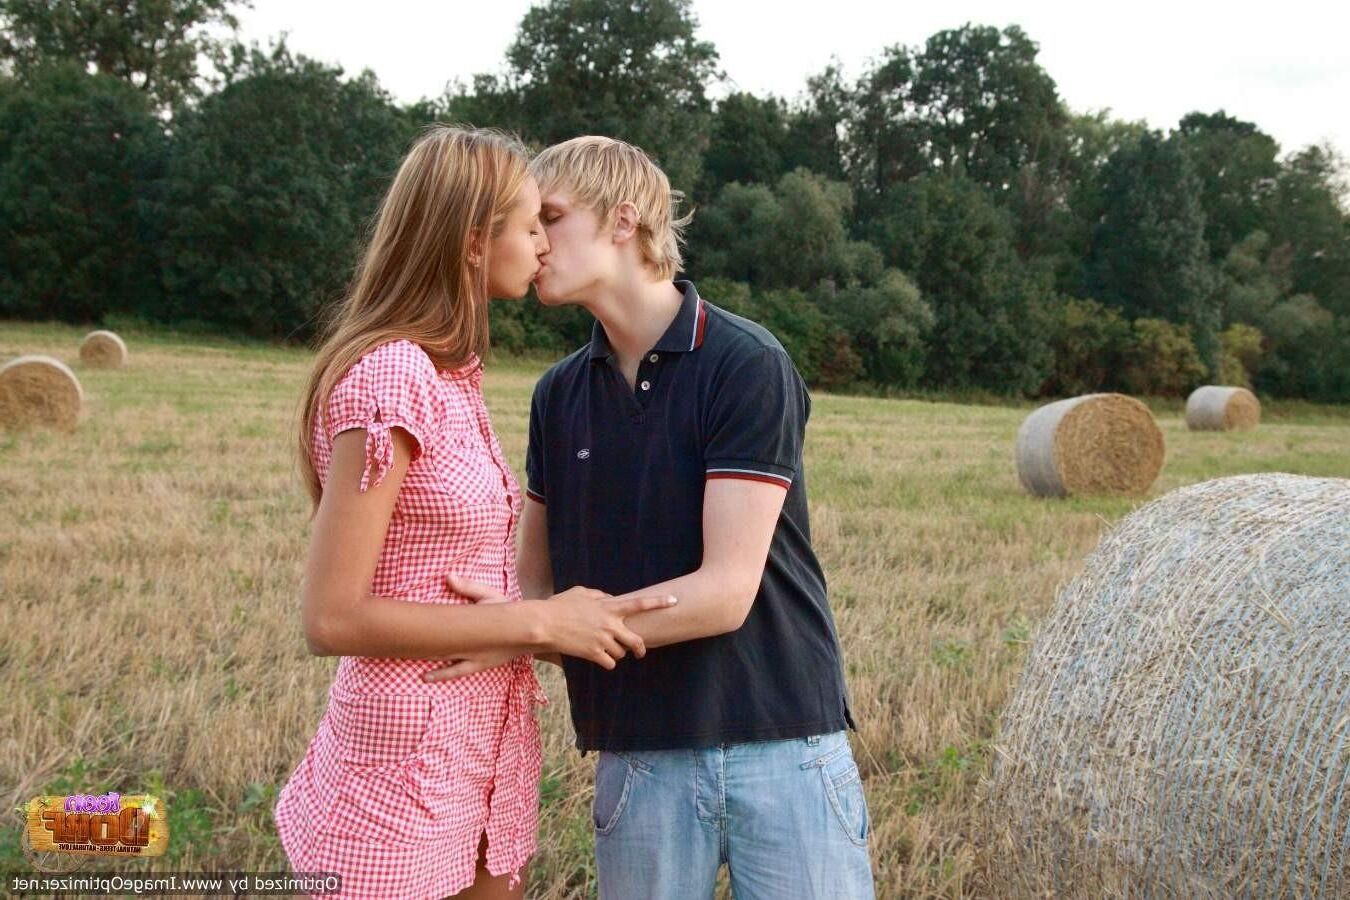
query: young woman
[{"left": 273, "top": 126, "right": 676, "bottom": 900}]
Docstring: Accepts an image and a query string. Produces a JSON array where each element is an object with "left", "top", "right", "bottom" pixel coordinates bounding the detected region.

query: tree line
[{"left": 1, "top": 0, "right": 1346, "bottom": 400}]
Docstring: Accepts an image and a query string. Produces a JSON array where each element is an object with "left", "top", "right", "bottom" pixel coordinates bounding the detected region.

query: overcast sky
[{"left": 235, "top": 1, "right": 1349, "bottom": 161}]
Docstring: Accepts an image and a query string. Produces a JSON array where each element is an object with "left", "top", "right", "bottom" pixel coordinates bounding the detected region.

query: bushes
[
  {"left": 698, "top": 277, "right": 861, "bottom": 389},
  {"left": 816, "top": 270, "right": 932, "bottom": 388},
  {"left": 1119, "top": 318, "right": 1207, "bottom": 397},
  {"left": 1217, "top": 323, "right": 1264, "bottom": 389},
  {"left": 1040, "top": 298, "right": 1130, "bottom": 397}
]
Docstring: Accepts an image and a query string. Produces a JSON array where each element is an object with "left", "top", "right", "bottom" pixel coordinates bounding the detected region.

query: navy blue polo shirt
[{"left": 525, "top": 279, "right": 858, "bottom": 752}]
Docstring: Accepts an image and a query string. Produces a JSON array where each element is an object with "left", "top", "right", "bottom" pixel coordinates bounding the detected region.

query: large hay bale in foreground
[
  {"left": 79, "top": 329, "right": 128, "bottom": 368},
  {"left": 985, "top": 473, "right": 1350, "bottom": 899},
  {"left": 1186, "top": 385, "right": 1260, "bottom": 431},
  {"left": 1015, "top": 393, "right": 1165, "bottom": 497},
  {"left": 0, "top": 355, "right": 83, "bottom": 431}
]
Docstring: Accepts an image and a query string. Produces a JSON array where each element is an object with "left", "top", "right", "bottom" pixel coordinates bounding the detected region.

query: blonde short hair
[{"left": 530, "top": 136, "right": 693, "bottom": 280}]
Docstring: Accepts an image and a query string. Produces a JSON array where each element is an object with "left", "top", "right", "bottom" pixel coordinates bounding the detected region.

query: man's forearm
[
  {"left": 612, "top": 566, "right": 758, "bottom": 649},
  {"left": 518, "top": 570, "right": 554, "bottom": 603}
]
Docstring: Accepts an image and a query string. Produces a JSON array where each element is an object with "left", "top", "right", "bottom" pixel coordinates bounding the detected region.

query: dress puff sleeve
[{"left": 321, "top": 339, "right": 440, "bottom": 493}]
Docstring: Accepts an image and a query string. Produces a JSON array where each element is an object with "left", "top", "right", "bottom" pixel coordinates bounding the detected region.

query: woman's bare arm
[{"left": 300, "top": 427, "right": 672, "bottom": 668}]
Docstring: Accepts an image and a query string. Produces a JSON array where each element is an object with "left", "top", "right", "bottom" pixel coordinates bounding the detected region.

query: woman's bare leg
[{"left": 447, "top": 831, "right": 525, "bottom": 900}]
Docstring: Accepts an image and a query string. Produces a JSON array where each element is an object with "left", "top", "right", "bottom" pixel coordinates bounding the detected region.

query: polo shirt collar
[{"left": 588, "top": 279, "right": 707, "bottom": 360}]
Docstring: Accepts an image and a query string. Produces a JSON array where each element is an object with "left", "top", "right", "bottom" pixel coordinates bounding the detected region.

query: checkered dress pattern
[{"left": 273, "top": 340, "right": 547, "bottom": 899}]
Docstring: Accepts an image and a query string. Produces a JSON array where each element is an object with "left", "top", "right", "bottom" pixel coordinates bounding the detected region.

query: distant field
[{"left": 3, "top": 320, "right": 1348, "bottom": 897}]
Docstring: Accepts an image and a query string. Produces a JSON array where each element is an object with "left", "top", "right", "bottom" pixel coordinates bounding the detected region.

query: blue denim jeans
[{"left": 592, "top": 731, "right": 876, "bottom": 899}]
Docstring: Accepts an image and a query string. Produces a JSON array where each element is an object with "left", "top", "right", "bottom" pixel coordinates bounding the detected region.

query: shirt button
[
  {"left": 648, "top": 353, "right": 659, "bottom": 363},
  {"left": 640, "top": 380, "right": 651, "bottom": 391}
]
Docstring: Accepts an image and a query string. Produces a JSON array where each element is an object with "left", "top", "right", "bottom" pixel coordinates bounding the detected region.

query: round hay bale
[
  {"left": 984, "top": 473, "right": 1350, "bottom": 899},
  {"left": 0, "top": 354, "right": 83, "bottom": 431},
  {"left": 1015, "top": 393, "right": 1165, "bottom": 497},
  {"left": 1186, "top": 385, "right": 1260, "bottom": 431},
  {"left": 79, "top": 329, "right": 127, "bottom": 368}
]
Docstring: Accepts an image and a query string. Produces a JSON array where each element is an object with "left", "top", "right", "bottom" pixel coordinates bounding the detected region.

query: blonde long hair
[{"left": 297, "top": 125, "right": 529, "bottom": 509}]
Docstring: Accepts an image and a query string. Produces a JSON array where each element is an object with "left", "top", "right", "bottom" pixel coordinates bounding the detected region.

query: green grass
[{"left": 2, "top": 319, "right": 1348, "bottom": 896}]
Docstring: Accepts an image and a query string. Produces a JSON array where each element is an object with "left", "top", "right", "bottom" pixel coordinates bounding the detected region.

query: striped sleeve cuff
[
  {"left": 525, "top": 486, "right": 546, "bottom": 504},
  {"left": 705, "top": 465, "right": 793, "bottom": 489}
]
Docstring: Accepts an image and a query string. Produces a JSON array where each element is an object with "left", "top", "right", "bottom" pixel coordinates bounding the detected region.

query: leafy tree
[
  {"left": 0, "top": 63, "right": 165, "bottom": 321},
  {"left": 691, "top": 168, "right": 863, "bottom": 289},
  {"left": 909, "top": 24, "right": 1064, "bottom": 192},
  {"left": 848, "top": 43, "right": 926, "bottom": 198},
  {"left": 782, "top": 64, "right": 850, "bottom": 181},
  {"left": 459, "top": 0, "right": 719, "bottom": 193},
  {"left": 700, "top": 91, "right": 790, "bottom": 196},
  {"left": 1265, "top": 143, "right": 1350, "bottom": 317},
  {"left": 0, "top": 0, "right": 247, "bottom": 110},
  {"left": 489, "top": 295, "right": 593, "bottom": 356},
  {"left": 1217, "top": 230, "right": 1290, "bottom": 326},
  {"left": 157, "top": 43, "right": 413, "bottom": 337},
  {"left": 1173, "top": 111, "right": 1280, "bottom": 261},
  {"left": 1028, "top": 110, "right": 1148, "bottom": 295},
  {"left": 1261, "top": 315, "right": 1348, "bottom": 401},
  {"left": 869, "top": 172, "right": 1053, "bottom": 394},
  {"left": 1086, "top": 131, "right": 1219, "bottom": 374},
  {"left": 848, "top": 24, "right": 1064, "bottom": 199}
]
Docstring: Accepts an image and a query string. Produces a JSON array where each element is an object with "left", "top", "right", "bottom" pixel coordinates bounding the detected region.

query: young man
[{"left": 522, "top": 136, "right": 874, "bottom": 898}]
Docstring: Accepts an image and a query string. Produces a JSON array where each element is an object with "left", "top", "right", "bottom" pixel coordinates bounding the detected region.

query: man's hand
[
  {"left": 422, "top": 575, "right": 675, "bottom": 681},
  {"left": 422, "top": 576, "right": 519, "bottom": 682}
]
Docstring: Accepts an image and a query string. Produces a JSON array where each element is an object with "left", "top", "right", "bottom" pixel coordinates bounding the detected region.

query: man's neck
[{"left": 587, "top": 275, "right": 685, "bottom": 371}]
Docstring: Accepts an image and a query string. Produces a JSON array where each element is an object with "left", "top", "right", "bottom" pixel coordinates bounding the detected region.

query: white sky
[{"left": 235, "top": 0, "right": 1350, "bottom": 161}]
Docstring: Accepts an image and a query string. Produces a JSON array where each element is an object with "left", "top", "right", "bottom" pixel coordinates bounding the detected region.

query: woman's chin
[{"left": 488, "top": 286, "right": 532, "bottom": 302}]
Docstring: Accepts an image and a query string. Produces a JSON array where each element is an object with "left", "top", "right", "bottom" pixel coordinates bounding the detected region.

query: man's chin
[{"left": 534, "top": 287, "right": 570, "bottom": 307}]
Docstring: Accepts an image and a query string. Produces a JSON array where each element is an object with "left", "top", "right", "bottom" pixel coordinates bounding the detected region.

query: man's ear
[{"left": 610, "top": 201, "right": 640, "bottom": 245}]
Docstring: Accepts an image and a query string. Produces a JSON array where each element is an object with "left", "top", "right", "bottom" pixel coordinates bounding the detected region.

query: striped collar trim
[{"left": 588, "top": 279, "right": 708, "bottom": 360}]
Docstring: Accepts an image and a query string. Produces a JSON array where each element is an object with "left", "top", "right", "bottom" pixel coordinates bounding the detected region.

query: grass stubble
[{"left": 2, "top": 321, "right": 1347, "bottom": 897}]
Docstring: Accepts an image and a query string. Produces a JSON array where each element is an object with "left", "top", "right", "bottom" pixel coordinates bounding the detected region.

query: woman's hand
[{"left": 535, "top": 586, "right": 678, "bottom": 667}]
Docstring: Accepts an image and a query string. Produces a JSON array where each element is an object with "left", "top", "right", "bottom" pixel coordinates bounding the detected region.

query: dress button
[
  {"left": 640, "top": 380, "right": 651, "bottom": 391},
  {"left": 649, "top": 353, "right": 659, "bottom": 363}
]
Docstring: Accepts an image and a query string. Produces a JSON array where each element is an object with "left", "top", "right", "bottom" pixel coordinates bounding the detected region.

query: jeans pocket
[
  {"left": 821, "top": 749, "right": 870, "bottom": 848},
  {"left": 593, "top": 752, "right": 639, "bottom": 836}
]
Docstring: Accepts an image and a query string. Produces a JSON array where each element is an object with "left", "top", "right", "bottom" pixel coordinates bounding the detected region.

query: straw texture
[
  {"left": 0, "top": 354, "right": 83, "bottom": 431},
  {"left": 79, "top": 330, "right": 128, "bottom": 368},
  {"left": 985, "top": 473, "right": 1350, "bottom": 899},
  {"left": 1016, "top": 393, "right": 1165, "bottom": 497},
  {"left": 1186, "top": 385, "right": 1261, "bottom": 431}
]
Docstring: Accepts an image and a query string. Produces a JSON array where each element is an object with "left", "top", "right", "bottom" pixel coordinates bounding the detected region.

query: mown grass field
[{"left": 2, "top": 319, "right": 1348, "bottom": 897}]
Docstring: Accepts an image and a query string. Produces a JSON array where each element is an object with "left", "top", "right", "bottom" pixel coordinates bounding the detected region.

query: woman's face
[{"left": 484, "top": 175, "right": 548, "bottom": 301}]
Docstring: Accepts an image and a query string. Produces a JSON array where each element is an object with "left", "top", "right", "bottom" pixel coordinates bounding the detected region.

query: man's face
[{"left": 534, "top": 187, "right": 612, "bottom": 306}]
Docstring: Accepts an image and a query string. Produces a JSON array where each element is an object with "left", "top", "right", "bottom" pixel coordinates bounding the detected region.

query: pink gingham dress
[{"left": 273, "top": 339, "right": 548, "bottom": 899}]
